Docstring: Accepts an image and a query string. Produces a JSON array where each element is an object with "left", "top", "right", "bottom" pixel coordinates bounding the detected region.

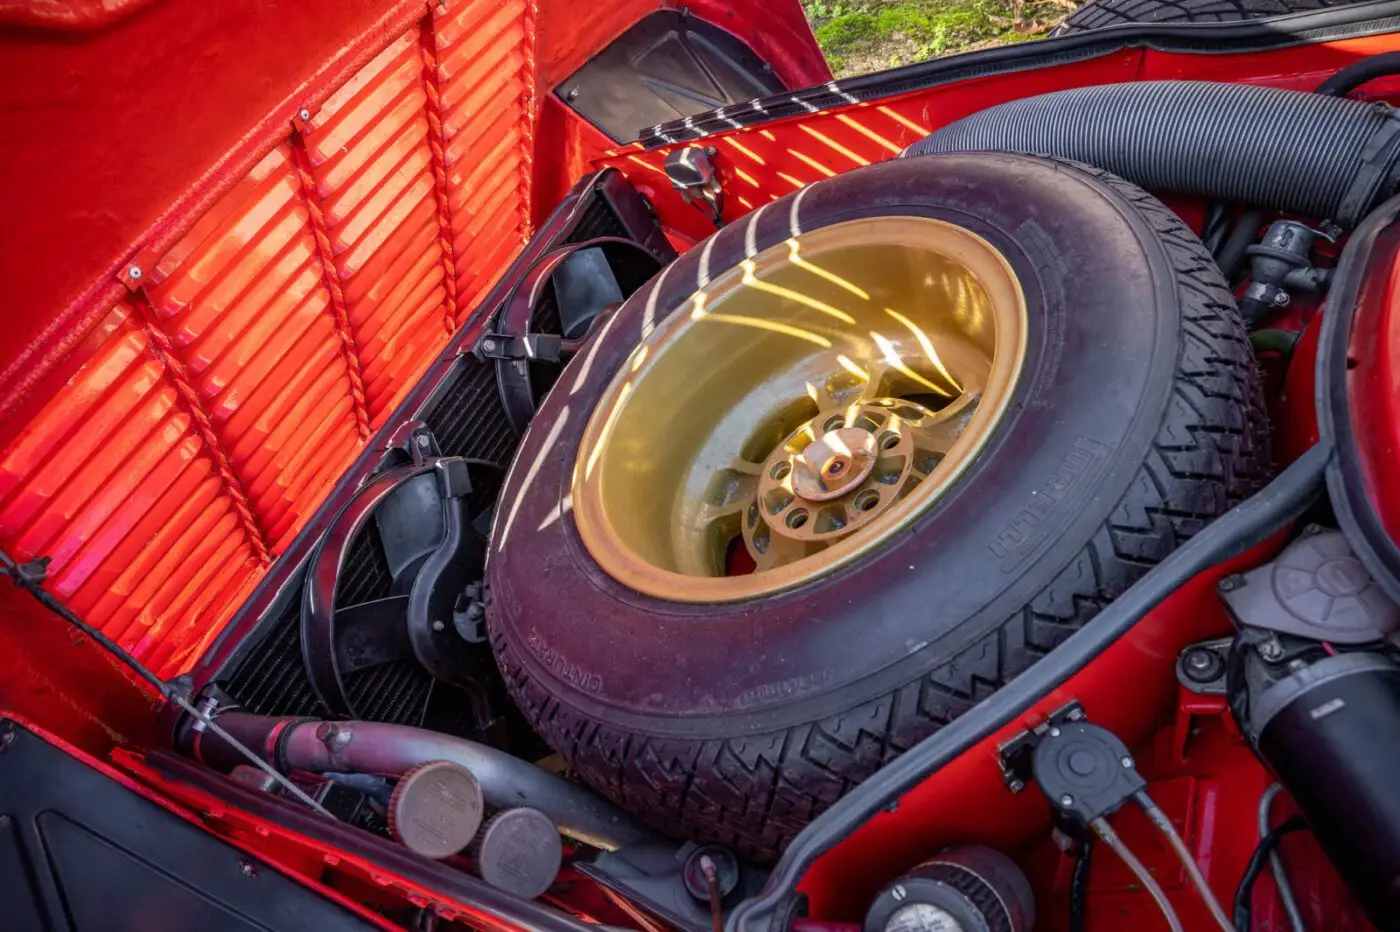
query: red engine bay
[{"left": 3, "top": 1, "right": 1400, "bottom": 931}]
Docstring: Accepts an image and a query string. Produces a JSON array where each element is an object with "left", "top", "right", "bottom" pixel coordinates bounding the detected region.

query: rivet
[
  {"left": 1060, "top": 794, "right": 1075, "bottom": 807},
  {"left": 299, "top": 108, "right": 311, "bottom": 122},
  {"left": 128, "top": 266, "right": 143, "bottom": 281}
]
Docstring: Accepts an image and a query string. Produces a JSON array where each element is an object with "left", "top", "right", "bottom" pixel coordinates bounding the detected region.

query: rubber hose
[
  {"left": 188, "top": 712, "right": 660, "bottom": 851},
  {"left": 1318, "top": 52, "right": 1400, "bottom": 98},
  {"left": 903, "top": 81, "right": 1400, "bottom": 227}
]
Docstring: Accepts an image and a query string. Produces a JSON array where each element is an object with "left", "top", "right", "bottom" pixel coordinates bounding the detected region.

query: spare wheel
[{"left": 486, "top": 153, "right": 1268, "bottom": 861}]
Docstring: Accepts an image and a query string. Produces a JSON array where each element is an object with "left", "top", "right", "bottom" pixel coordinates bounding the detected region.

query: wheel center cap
[{"left": 792, "top": 427, "right": 877, "bottom": 501}]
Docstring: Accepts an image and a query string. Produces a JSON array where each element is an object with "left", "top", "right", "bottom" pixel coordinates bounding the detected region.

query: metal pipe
[{"left": 191, "top": 712, "right": 658, "bottom": 851}]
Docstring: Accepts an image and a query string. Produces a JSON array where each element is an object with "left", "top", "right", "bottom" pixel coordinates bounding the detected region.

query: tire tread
[{"left": 488, "top": 164, "right": 1270, "bottom": 862}]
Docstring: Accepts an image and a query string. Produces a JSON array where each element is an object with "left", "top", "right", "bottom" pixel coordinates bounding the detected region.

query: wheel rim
[{"left": 573, "top": 216, "right": 1028, "bottom": 602}]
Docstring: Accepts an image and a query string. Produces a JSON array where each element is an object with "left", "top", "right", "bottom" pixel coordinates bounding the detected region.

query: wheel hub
[{"left": 750, "top": 400, "right": 933, "bottom": 552}]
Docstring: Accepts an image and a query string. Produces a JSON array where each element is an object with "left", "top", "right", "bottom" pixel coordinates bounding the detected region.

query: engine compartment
[{"left": 4, "top": 3, "right": 1400, "bottom": 931}]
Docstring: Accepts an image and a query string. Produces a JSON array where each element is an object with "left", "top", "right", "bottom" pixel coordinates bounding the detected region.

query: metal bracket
[
  {"left": 384, "top": 420, "right": 441, "bottom": 465},
  {"left": 664, "top": 146, "right": 724, "bottom": 227},
  {"left": 478, "top": 333, "right": 564, "bottom": 363},
  {"left": 996, "top": 700, "right": 1086, "bottom": 793},
  {"left": 1176, "top": 636, "right": 1234, "bottom": 695}
]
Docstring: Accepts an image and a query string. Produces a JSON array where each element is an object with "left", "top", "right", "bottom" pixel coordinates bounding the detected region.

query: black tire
[
  {"left": 1056, "top": 0, "right": 1356, "bottom": 34},
  {"left": 486, "top": 154, "right": 1268, "bottom": 862}
]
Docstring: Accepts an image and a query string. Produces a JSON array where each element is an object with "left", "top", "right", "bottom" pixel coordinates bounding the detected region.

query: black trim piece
[
  {"left": 145, "top": 749, "right": 597, "bottom": 932},
  {"left": 727, "top": 442, "right": 1333, "bottom": 932},
  {"left": 0, "top": 720, "right": 377, "bottom": 932},
  {"left": 640, "top": 1, "right": 1400, "bottom": 148},
  {"left": 485, "top": 237, "right": 664, "bottom": 433},
  {"left": 1318, "top": 192, "right": 1400, "bottom": 601},
  {"left": 302, "top": 462, "right": 437, "bottom": 716}
]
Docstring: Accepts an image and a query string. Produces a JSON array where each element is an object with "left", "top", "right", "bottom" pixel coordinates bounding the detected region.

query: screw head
[
  {"left": 1273, "top": 291, "right": 1291, "bottom": 307},
  {"left": 1048, "top": 727, "right": 1061, "bottom": 738},
  {"left": 416, "top": 434, "right": 430, "bottom": 448},
  {"left": 1261, "top": 639, "right": 1286, "bottom": 662},
  {"left": 891, "top": 885, "right": 907, "bottom": 901},
  {"left": 1121, "top": 756, "right": 1134, "bottom": 769},
  {"left": 128, "top": 266, "right": 143, "bottom": 281},
  {"left": 1060, "top": 794, "right": 1075, "bottom": 808},
  {"left": 239, "top": 860, "right": 259, "bottom": 879},
  {"left": 482, "top": 339, "right": 496, "bottom": 352},
  {"left": 1008, "top": 779, "right": 1025, "bottom": 793},
  {"left": 299, "top": 108, "right": 311, "bottom": 121},
  {"left": 431, "top": 619, "right": 446, "bottom": 632}
]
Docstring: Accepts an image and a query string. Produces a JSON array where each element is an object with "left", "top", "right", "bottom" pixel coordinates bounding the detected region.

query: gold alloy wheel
[{"left": 572, "top": 216, "right": 1028, "bottom": 602}]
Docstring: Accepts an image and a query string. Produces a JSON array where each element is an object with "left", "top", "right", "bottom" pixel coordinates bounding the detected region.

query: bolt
[
  {"left": 1066, "top": 707, "right": 1085, "bottom": 721},
  {"left": 299, "top": 108, "right": 311, "bottom": 122},
  {"left": 1060, "top": 794, "right": 1075, "bottom": 808},
  {"left": 1273, "top": 291, "right": 1291, "bottom": 307},
  {"left": 1008, "top": 779, "right": 1025, "bottom": 793},
  {"left": 1218, "top": 575, "right": 1242, "bottom": 592},
  {"left": 1187, "top": 651, "right": 1214, "bottom": 672},
  {"left": 416, "top": 434, "right": 430, "bottom": 448},
  {"left": 316, "top": 722, "right": 349, "bottom": 749},
  {"left": 240, "top": 860, "right": 259, "bottom": 879},
  {"left": 1048, "top": 727, "right": 1061, "bottom": 738},
  {"left": 128, "top": 266, "right": 143, "bottom": 281},
  {"left": 1261, "top": 638, "right": 1286, "bottom": 662},
  {"left": 482, "top": 339, "right": 497, "bottom": 353},
  {"left": 431, "top": 619, "right": 446, "bottom": 632},
  {"left": 1121, "top": 756, "right": 1134, "bottom": 769}
]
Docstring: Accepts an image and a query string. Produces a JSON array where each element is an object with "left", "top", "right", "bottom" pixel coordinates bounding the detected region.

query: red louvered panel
[
  {"left": 0, "top": 303, "right": 267, "bottom": 679},
  {"left": 433, "top": 0, "right": 533, "bottom": 310},
  {"left": 0, "top": 5, "right": 537, "bottom": 679},
  {"left": 144, "top": 146, "right": 367, "bottom": 552},
  {"left": 302, "top": 31, "right": 452, "bottom": 424}
]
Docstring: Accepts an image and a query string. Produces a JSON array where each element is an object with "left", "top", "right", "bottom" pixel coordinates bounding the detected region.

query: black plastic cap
[{"left": 1030, "top": 721, "right": 1145, "bottom": 827}]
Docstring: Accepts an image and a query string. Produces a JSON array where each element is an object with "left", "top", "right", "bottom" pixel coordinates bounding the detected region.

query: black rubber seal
[
  {"left": 1318, "top": 193, "right": 1400, "bottom": 602},
  {"left": 641, "top": 0, "right": 1400, "bottom": 148},
  {"left": 726, "top": 440, "right": 1333, "bottom": 932}
]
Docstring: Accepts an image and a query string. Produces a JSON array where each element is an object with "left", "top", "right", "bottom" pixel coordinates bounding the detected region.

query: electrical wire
[
  {"left": 0, "top": 546, "right": 335, "bottom": 818},
  {"left": 1068, "top": 838, "right": 1093, "bottom": 932},
  {"left": 1234, "top": 816, "right": 1308, "bottom": 931},
  {"left": 1134, "top": 791, "right": 1232, "bottom": 932},
  {"left": 1090, "top": 817, "right": 1184, "bottom": 932},
  {"left": 1257, "top": 785, "right": 1306, "bottom": 932}
]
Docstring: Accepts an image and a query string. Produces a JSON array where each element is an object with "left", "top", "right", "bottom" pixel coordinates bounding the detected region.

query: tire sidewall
[{"left": 487, "top": 154, "right": 1180, "bottom": 738}]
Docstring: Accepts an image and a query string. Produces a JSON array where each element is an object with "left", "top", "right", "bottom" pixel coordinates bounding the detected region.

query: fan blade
[
  {"left": 335, "top": 596, "right": 414, "bottom": 674},
  {"left": 375, "top": 473, "right": 444, "bottom": 579}
]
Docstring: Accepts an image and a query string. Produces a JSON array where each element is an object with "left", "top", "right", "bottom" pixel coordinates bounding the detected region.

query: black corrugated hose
[{"left": 903, "top": 80, "right": 1400, "bottom": 228}]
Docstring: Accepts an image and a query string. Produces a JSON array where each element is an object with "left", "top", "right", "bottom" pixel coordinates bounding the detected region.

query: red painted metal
[
  {"left": 790, "top": 541, "right": 1286, "bottom": 921},
  {"left": 0, "top": 0, "right": 538, "bottom": 684},
  {"left": 1347, "top": 225, "right": 1400, "bottom": 544}
]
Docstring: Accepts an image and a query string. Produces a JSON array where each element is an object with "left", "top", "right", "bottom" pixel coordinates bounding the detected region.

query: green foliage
[{"left": 803, "top": 0, "right": 1068, "bottom": 76}]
